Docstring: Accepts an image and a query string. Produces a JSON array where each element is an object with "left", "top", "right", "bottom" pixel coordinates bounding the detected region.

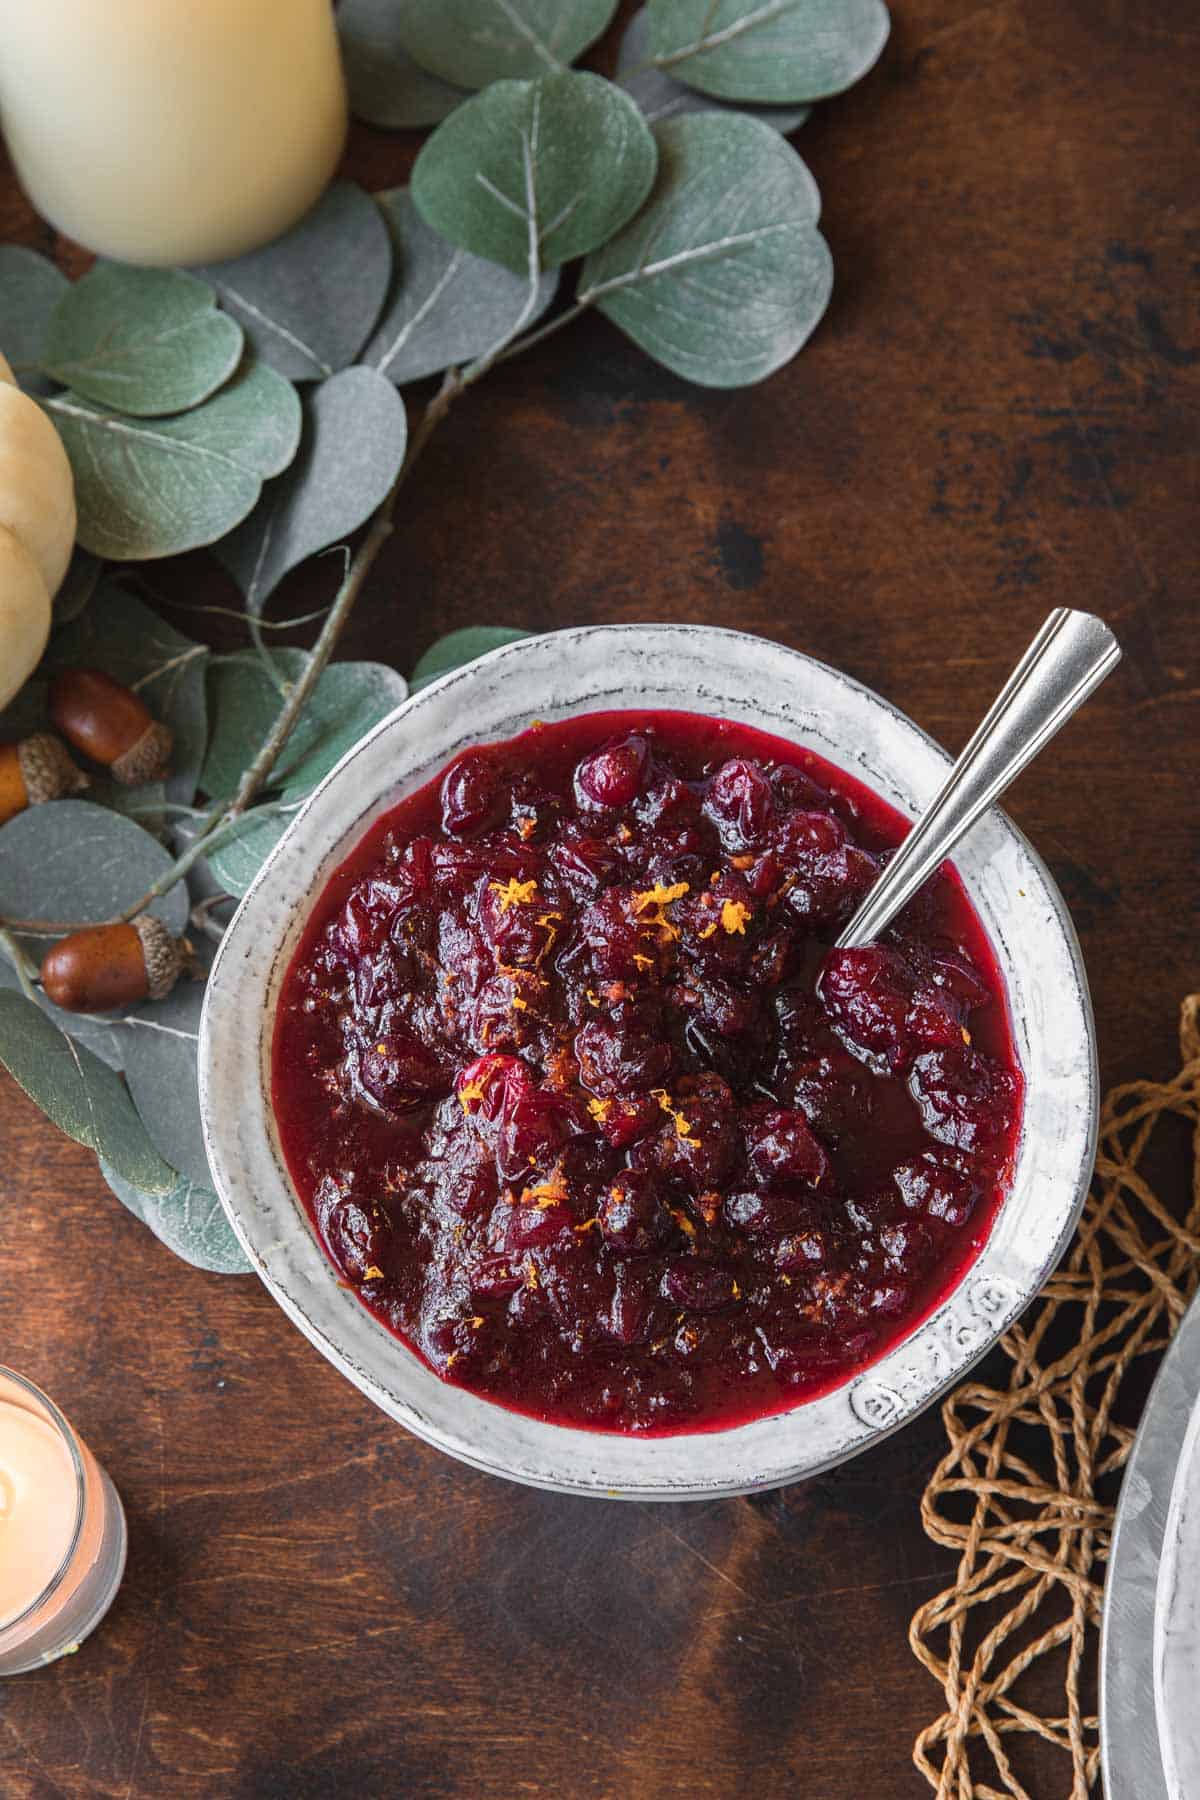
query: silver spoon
[{"left": 835, "top": 607, "right": 1121, "bottom": 950}]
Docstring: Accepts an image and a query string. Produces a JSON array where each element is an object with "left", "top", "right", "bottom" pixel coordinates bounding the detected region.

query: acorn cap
[
  {"left": 111, "top": 719, "right": 173, "bottom": 787},
  {"left": 17, "top": 732, "right": 89, "bottom": 805},
  {"left": 131, "top": 914, "right": 191, "bottom": 1001}
]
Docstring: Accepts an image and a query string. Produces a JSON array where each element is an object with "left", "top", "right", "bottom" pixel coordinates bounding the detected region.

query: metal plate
[
  {"left": 1155, "top": 1344, "right": 1200, "bottom": 1799},
  {"left": 1101, "top": 1290, "right": 1200, "bottom": 1799}
]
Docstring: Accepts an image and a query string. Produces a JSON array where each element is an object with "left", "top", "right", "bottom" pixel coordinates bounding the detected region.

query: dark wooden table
[{"left": 3, "top": 4, "right": 1197, "bottom": 1795}]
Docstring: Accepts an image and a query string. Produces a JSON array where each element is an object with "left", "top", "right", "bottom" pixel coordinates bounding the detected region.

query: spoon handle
[{"left": 836, "top": 607, "right": 1121, "bottom": 950}]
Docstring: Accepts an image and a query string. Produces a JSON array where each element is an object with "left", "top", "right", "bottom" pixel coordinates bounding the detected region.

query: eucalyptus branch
[
  {"left": 226, "top": 365, "right": 463, "bottom": 821},
  {"left": 0, "top": 368, "right": 469, "bottom": 943}
]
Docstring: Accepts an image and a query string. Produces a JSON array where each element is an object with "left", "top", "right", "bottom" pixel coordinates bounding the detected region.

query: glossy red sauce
[{"left": 272, "top": 711, "right": 1022, "bottom": 1434}]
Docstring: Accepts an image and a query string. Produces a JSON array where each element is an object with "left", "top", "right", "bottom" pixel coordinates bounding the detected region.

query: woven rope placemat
[{"left": 910, "top": 995, "right": 1200, "bottom": 1799}]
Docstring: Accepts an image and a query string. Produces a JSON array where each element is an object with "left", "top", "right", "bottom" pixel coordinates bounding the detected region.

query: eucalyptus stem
[{"left": 0, "top": 929, "right": 40, "bottom": 1001}]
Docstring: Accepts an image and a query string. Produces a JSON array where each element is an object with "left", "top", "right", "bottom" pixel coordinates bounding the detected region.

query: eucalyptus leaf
[
  {"left": 43, "top": 264, "right": 244, "bottom": 415},
  {"left": 0, "top": 800, "right": 190, "bottom": 958},
  {"left": 215, "top": 367, "right": 407, "bottom": 614},
  {"left": 0, "top": 246, "right": 69, "bottom": 396},
  {"left": 0, "top": 954, "right": 128, "bottom": 1072},
  {"left": 121, "top": 983, "right": 209, "bottom": 1188},
  {"left": 195, "top": 183, "right": 393, "bottom": 381},
  {"left": 201, "top": 648, "right": 408, "bottom": 803},
  {"left": 365, "top": 189, "right": 558, "bottom": 385},
  {"left": 617, "top": 8, "right": 810, "bottom": 131},
  {"left": 642, "top": 0, "right": 889, "bottom": 103},
  {"left": 411, "top": 626, "right": 530, "bottom": 690},
  {"left": 0, "top": 991, "right": 175, "bottom": 1192},
  {"left": 393, "top": 0, "right": 619, "bottom": 88},
  {"left": 339, "top": 0, "right": 470, "bottom": 127},
  {"left": 275, "top": 661, "right": 409, "bottom": 799},
  {"left": 580, "top": 112, "right": 832, "bottom": 387},
  {"left": 52, "top": 549, "right": 104, "bottom": 628},
  {"left": 48, "top": 583, "right": 209, "bottom": 804},
  {"left": 101, "top": 1162, "right": 251, "bottom": 1275},
  {"left": 205, "top": 808, "right": 291, "bottom": 899},
  {"left": 412, "top": 71, "right": 657, "bottom": 277},
  {"left": 46, "top": 360, "right": 302, "bottom": 560}
]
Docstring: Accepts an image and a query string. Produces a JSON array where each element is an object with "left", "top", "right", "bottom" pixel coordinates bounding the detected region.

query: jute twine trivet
[{"left": 910, "top": 996, "right": 1200, "bottom": 1798}]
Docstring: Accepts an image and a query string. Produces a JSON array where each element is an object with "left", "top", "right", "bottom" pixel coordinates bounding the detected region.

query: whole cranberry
[
  {"left": 774, "top": 1230, "right": 831, "bottom": 1274},
  {"left": 578, "top": 889, "right": 643, "bottom": 981},
  {"left": 322, "top": 1195, "right": 384, "bottom": 1280},
  {"left": 819, "top": 945, "right": 920, "bottom": 1071},
  {"left": 788, "top": 1051, "right": 872, "bottom": 1141},
  {"left": 742, "top": 1105, "right": 830, "bottom": 1188},
  {"left": 660, "top": 1258, "right": 739, "bottom": 1311},
  {"left": 549, "top": 822, "right": 623, "bottom": 899},
  {"left": 576, "top": 1016, "right": 672, "bottom": 1098},
  {"left": 502, "top": 1199, "right": 574, "bottom": 1253},
  {"left": 705, "top": 758, "right": 773, "bottom": 847},
  {"left": 441, "top": 750, "right": 501, "bottom": 837},
  {"left": 908, "top": 1047, "right": 1017, "bottom": 1151},
  {"left": 597, "top": 1169, "right": 668, "bottom": 1254},
  {"left": 601, "top": 1262, "right": 664, "bottom": 1345},
  {"left": 722, "top": 1188, "right": 816, "bottom": 1236},
  {"left": 592, "top": 1093, "right": 661, "bottom": 1149},
  {"left": 892, "top": 1147, "right": 984, "bottom": 1226},
  {"left": 357, "top": 1028, "right": 447, "bottom": 1112},
  {"left": 574, "top": 733, "right": 649, "bottom": 809}
]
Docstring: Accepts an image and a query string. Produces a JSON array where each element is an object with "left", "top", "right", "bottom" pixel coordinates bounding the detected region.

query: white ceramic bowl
[{"left": 199, "top": 625, "right": 1097, "bottom": 1499}]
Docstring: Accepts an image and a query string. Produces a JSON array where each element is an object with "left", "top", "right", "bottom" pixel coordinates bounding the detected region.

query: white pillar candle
[
  {"left": 0, "top": 1369, "right": 126, "bottom": 1675},
  {"left": 0, "top": 0, "right": 347, "bottom": 266}
]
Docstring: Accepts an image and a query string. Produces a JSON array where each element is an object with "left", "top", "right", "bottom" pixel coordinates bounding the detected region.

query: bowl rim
[{"left": 199, "top": 622, "right": 1097, "bottom": 1498}]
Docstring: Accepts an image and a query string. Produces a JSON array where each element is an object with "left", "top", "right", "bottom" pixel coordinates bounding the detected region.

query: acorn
[
  {"left": 49, "top": 668, "right": 172, "bottom": 786},
  {"left": 41, "top": 915, "right": 192, "bottom": 1014},
  {"left": 0, "top": 732, "right": 88, "bottom": 826}
]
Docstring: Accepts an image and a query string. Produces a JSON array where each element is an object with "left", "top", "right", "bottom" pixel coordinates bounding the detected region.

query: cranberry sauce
[{"left": 272, "top": 711, "right": 1022, "bottom": 1435}]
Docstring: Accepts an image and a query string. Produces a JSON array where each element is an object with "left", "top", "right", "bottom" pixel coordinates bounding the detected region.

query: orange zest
[
  {"left": 720, "top": 899, "right": 752, "bottom": 935},
  {"left": 490, "top": 875, "right": 538, "bottom": 912},
  {"left": 651, "top": 1087, "right": 701, "bottom": 1147}
]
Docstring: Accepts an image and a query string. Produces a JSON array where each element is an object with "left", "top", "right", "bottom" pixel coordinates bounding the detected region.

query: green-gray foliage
[
  {"left": 101, "top": 1162, "right": 251, "bottom": 1274},
  {"left": 43, "top": 264, "right": 244, "bottom": 415},
  {"left": 46, "top": 360, "right": 301, "bottom": 560},
  {"left": 581, "top": 112, "right": 832, "bottom": 386},
  {"left": 412, "top": 71, "right": 657, "bottom": 276},
  {"left": 339, "top": 0, "right": 470, "bottom": 127},
  {"left": 120, "top": 983, "right": 209, "bottom": 1188},
  {"left": 205, "top": 808, "right": 291, "bottom": 899},
  {"left": 0, "top": 245, "right": 69, "bottom": 395},
  {"left": 0, "top": 799, "right": 190, "bottom": 954},
  {"left": 365, "top": 189, "right": 558, "bottom": 385},
  {"left": 201, "top": 649, "right": 408, "bottom": 803},
  {"left": 195, "top": 183, "right": 393, "bottom": 381},
  {"left": 643, "top": 0, "right": 889, "bottom": 103},
  {"left": 393, "top": 0, "right": 619, "bottom": 88},
  {"left": 216, "top": 367, "right": 407, "bottom": 614},
  {"left": 411, "top": 626, "right": 531, "bottom": 689},
  {"left": 0, "top": 990, "right": 176, "bottom": 1192},
  {"left": 617, "top": 8, "right": 810, "bottom": 131}
]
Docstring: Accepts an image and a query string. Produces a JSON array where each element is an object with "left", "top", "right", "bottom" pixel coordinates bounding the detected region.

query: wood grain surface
[{"left": 2, "top": 3, "right": 1197, "bottom": 1795}]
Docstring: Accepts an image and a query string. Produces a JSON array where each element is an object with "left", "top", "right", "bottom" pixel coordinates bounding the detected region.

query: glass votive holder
[{"left": 0, "top": 1367, "right": 127, "bottom": 1676}]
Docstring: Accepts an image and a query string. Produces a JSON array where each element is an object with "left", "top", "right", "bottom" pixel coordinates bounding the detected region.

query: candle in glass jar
[
  {"left": 0, "top": 0, "right": 347, "bottom": 266},
  {"left": 0, "top": 1397, "right": 77, "bottom": 1625},
  {"left": 0, "top": 1369, "right": 126, "bottom": 1676}
]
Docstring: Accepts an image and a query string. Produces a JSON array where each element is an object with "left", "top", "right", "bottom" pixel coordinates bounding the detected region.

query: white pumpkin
[{"left": 0, "top": 349, "right": 77, "bottom": 708}]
